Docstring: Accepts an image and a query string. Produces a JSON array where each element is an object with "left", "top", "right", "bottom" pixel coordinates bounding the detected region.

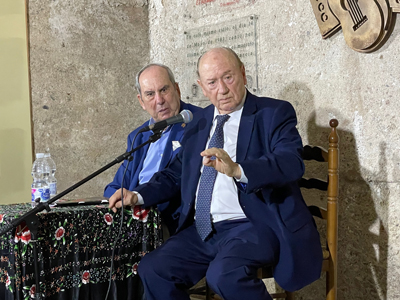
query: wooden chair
[
  {"left": 296, "top": 118, "right": 339, "bottom": 300},
  {"left": 193, "top": 119, "right": 339, "bottom": 300}
]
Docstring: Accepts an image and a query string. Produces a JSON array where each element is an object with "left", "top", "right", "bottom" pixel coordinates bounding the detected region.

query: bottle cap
[{"left": 36, "top": 153, "right": 44, "bottom": 158}]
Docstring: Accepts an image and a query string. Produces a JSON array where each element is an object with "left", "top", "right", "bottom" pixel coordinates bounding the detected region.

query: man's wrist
[
  {"left": 133, "top": 191, "right": 144, "bottom": 205},
  {"left": 234, "top": 164, "right": 248, "bottom": 184},
  {"left": 233, "top": 163, "right": 242, "bottom": 179}
]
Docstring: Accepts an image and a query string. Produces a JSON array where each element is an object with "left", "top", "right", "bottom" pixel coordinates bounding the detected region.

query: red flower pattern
[
  {"left": 21, "top": 230, "right": 32, "bottom": 244},
  {"left": 133, "top": 263, "right": 138, "bottom": 275},
  {"left": 0, "top": 214, "right": 4, "bottom": 223},
  {"left": 14, "top": 222, "right": 31, "bottom": 244},
  {"left": 82, "top": 271, "right": 90, "bottom": 284},
  {"left": 132, "top": 206, "right": 150, "bottom": 222},
  {"left": 104, "top": 213, "right": 113, "bottom": 225},
  {"left": 5, "top": 274, "right": 11, "bottom": 287},
  {"left": 55, "top": 227, "right": 65, "bottom": 240},
  {"left": 29, "top": 284, "right": 36, "bottom": 298}
]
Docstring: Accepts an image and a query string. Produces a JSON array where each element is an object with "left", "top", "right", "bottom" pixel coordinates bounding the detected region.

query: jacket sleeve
[
  {"left": 134, "top": 148, "right": 183, "bottom": 208},
  {"left": 238, "top": 101, "right": 304, "bottom": 193},
  {"left": 103, "top": 131, "right": 139, "bottom": 197}
]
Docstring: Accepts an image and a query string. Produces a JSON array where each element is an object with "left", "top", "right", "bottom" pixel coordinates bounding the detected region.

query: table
[{"left": 0, "top": 203, "right": 162, "bottom": 300}]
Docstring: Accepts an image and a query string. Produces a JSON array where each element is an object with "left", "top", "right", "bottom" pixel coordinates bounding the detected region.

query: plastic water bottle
[
  {"left": 31, "top": 153, "right": 50, "bottom": 206},
  {"left": 44, "top": 153, "right": 57, "bottom": 198}
]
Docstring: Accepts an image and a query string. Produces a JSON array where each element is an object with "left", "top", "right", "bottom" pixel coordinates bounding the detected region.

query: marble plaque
[
  {"left": 182, "top": 15, "right": 259, "bottom": 102},
  {"left": 184, "top": 1, "right": 257, "bottom": 20}
]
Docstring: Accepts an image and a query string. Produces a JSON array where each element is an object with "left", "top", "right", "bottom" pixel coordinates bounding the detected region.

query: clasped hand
[
  {"left": 201, "top": 147, "right": 241, "bottom": 179},
  {"left": 108, "top": 188, "right": 138, "bottom": 213}
]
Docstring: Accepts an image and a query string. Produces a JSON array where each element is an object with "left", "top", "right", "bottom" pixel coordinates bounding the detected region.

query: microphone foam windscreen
[{"left": 180, "top": 110, "right": 193, "bottom": 124}]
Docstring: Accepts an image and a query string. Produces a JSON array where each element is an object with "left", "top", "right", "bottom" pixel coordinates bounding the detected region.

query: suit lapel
[
  {"left": 237, "top": 92, "right": 257, "bottom": 162},
  {"left": 159, "top": 101, "right": 195, "bottom": 169},
  {"left": 190, "top": 105, "right": 214, "bottom": 184},
  {"left": 137, "top": 131, "right": 152, "bottom": 163}
]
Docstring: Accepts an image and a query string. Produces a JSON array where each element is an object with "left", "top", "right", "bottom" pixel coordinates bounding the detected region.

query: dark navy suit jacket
[
  {"left": 135, "top": 92, "right": 322, "bottom": 292},
  {"left": 104, "top": 101, "right": 201, "bottom": 234}
]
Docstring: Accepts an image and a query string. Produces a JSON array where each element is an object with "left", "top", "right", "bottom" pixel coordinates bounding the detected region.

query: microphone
[{"left": 139, "top": 109, "right": 193, "bottom": 133}]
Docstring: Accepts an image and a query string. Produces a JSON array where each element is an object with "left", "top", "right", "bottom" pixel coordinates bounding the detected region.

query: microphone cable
[{"left": 104, "top": 129, "right": 141, "bottom": 300}]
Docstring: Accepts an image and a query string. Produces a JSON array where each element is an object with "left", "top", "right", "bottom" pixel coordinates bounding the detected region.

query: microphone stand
[{"left": 0, "top": 129, "right": 164, "bottom": 299}]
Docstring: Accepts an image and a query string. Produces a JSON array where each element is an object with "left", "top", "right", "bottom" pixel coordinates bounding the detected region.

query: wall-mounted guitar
[{"left": 310, "top": 0, "right": 399, "bottom": 52}]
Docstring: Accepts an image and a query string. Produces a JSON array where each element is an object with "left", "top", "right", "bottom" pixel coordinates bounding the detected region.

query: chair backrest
[{"left": 299, "top": 119, "right": 339, "bottom": 300}]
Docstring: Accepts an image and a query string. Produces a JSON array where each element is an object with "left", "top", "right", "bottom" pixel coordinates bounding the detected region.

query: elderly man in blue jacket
[{"left": 104, "top": 63, "right": 201, "bottom": 235}]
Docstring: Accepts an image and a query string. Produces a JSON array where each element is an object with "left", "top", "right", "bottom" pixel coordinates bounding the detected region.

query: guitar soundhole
[{"left": 346, "top": 0, "right": 368, "bottom": 31}]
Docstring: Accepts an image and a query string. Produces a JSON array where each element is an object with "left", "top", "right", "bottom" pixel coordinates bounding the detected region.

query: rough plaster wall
[
  {"left": 148, "top": 1, "right": 400, "bottom": 299},
  {"left": 29, "top": 0, "right": 150, "bottom": 198}
]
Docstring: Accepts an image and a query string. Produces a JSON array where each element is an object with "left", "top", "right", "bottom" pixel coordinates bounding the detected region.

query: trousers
[{"left": 138, "top": 219, "right": 279, "bottom": 300}]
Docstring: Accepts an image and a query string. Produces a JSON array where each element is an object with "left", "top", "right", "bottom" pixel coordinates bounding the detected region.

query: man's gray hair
[
  {"left": 135, "top": 63, "right": 177, "bottom": 95},
  {"left": 196, "top": 47, "right": 244, "bottom": 78}
]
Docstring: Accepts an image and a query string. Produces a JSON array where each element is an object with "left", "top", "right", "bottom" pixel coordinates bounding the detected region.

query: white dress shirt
[{"left": 195, "top": 96, "right": 248, "bottom": 223}]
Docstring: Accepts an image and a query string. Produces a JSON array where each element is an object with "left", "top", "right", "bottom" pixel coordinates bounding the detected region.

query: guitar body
[
  {"left": 375, "top": 0, "right": 392, "bottom": 30},
  {"left": 358, "top": 0, "right": 396, "bottom": 52},
  {"left": 328, "top": 0, "right": 384, "bottom": 51}
]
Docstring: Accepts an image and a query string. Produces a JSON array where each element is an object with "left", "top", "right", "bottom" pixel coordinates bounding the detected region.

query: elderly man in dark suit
[{"left": 108, "top": 48, "right": 322, "bottom": 300}]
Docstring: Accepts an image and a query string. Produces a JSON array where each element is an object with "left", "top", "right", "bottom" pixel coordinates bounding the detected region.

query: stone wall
[
  {"left": 29, "top": 0, "right": 150, "bottom": 198},
  {"left": 147, "top": 0, "right": 400, "bottom": 299}
]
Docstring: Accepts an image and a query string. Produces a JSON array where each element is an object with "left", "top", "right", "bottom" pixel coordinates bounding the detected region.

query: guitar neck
[{"left": 346, "top": 0, "right": 368, "bottom": 30}]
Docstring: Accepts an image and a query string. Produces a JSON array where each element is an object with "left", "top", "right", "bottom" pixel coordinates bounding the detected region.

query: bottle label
[
  {"left": 49, "top": 183, "right": 57, "bottom": 196},
  {"left": 31, "top": 188, "right": 50, "bottom": 202}
]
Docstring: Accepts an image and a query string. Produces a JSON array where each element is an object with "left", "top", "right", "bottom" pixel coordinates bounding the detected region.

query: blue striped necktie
[{"left": 195, "top": 114, "right": 230, "bottom": 241}]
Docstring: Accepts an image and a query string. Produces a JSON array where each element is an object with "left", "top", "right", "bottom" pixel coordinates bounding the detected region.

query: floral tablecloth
[{"left": 0, "top": 203, "right": 162, "bottom": 300}]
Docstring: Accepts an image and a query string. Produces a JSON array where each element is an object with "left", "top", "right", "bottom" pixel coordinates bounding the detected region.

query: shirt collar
[{"left": 148, "top": 117, "right": 156, "bottom": 126}]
